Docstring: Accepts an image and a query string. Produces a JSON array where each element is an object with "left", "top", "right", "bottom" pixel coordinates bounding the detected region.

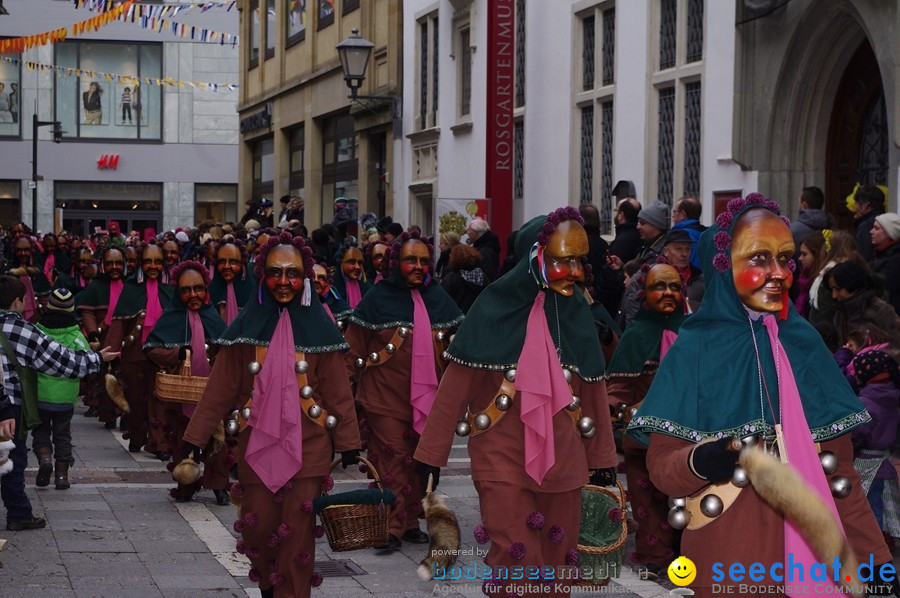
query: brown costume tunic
[
  {"left": 416, "top": 364, "right": 618, "bottom": 597},
  {"left": 183, "top": 344, "right": 359, "bottom": 598},
  {"left": 78, "top": 305, "right": 118, "bottom": 423},
  {"left": 647, "top": 433, "right": 891, "bottom": 597}
]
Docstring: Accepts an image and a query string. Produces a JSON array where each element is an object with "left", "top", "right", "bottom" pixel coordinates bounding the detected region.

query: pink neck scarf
[
  {"left": 516, "top": 292, "right": 572, "bottom": 485},
  {"left": 660, "top": 329, "right": 678, "bottom": 362},
  {"left": 409, "top": 288, "right": 439, "bottom": 434},
  {"left": 19, "top": 275, "right": 36, "bottom": 322},
  {"left": 322, "top": 301, "right": 336, "bottom": 323},
  {"left": 104, "top": 279, "right": 124, "bottom": 326},
  {"left": 43, "top": 253, "right": 55, "bottom": 282},
  {"left": 345, "top": 278, "right": 362, "bottom": 308},
  {"left": 224, "top": 282, "right": 239, "bottom": 325},
  {"left": 762, "top": 316, "right": 848, "bottom": 596},
  {"left": 375, "top": 272, "right": 383, "bottom": 284},
  {"left": 141, "top": 279, "right": 163, "bottom": 344},
  {"left": 245, "top": 309, "right": 303, "bottom": 492},
  {"left": 182, "top": 310, "right": 212, "bottom": 418}
]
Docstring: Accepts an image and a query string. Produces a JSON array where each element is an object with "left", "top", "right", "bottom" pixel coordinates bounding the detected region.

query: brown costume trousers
[{"left": 622, "top": 434, "right": 677, "bottom": 569}]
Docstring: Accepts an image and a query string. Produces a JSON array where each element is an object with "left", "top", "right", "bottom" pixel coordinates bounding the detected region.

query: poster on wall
[
  {"left": 0, "top": 82, "right": 18, "bottom": 124},
  {"left": 434, "top": 198, "right": 490, "bottom": 245},
  {"left": 81, "top": 80, "right": 108, "bottom": 126},
  {"left": 115, "top": 83, "right": 146, "bottom": 126}
]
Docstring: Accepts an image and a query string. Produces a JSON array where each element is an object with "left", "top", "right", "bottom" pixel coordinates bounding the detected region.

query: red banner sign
[{"left": 485, "top": 0, "right": 515, "bottom": 258}]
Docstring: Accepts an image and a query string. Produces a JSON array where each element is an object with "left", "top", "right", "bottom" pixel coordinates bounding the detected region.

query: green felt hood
[
  {"left": 348, "top": 270, "right": 464, "bottom": 331},
  {"left": 606, "top": 308, "right": 685, "bottom": 377}
]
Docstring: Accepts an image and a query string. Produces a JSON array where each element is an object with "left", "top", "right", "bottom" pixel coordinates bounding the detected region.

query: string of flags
[
  {"left": 0, "top": 0, "right": 135, "bottom": 54},
  {"left": 75, "top": 1, "right": 238, "bottom": 16},
  {"left": 0, "top": 56, "right": 239, "bottom": 93}
]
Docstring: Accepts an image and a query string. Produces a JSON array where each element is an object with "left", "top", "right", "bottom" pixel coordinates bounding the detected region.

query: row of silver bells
[
  {"left": 666, "top": 450, "right": 848, "bottom": 530},
  {"left": 247, "top": 359, "right": 309, "bottom": 375}
]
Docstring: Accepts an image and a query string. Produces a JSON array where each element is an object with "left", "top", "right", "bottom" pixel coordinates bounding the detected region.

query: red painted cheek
[
  {"left": 546, "top": 264, "right": 570, "bottom": 282},
  {"left": 784, "top": 271, "right": 793, "bottom": 289},
  {"left": 289, "top": 279, "right": 303, "bottom": 291},
  {"left": 735, "top": 268, "right": 766, "bottom": 293},
  {"left": 400, "top": 263, "right": 416, "bottom": 277},
  {"left": 648, "top": 291, "right": 664, "bottom": 303},
  {"left": 265, "top": 277, "right": 279, "bottom": 291},
  {"left": 673, "top": 292, "right": 684, "bottom": 305}
]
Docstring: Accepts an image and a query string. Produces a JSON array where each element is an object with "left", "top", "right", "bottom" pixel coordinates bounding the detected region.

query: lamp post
[
  {"left": 336, "top": 28, "right": 401, "bottom": 137},
  {"left": 32, "top": 113, "right": 63, "bottom": 231}
]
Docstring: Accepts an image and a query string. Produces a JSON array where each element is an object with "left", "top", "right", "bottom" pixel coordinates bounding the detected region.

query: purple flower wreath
[{"left": 710, "top": 193, "right": 790, "bottom": 273}]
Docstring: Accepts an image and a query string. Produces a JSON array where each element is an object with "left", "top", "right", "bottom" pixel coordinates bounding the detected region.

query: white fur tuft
[{"left": 417, "top": 563, "right": 433, "bottom": 581}]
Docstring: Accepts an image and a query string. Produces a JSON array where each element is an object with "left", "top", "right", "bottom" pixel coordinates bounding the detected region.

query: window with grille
[
  {"left": 582, "top": 15, "right": 595, "bottom": 91},
  {"left": 432, "top": 19, "right": 439, "bottom": 124},
  {"left": 659, "top": 0, "right": 676, "bottom": 69},
  {"left": 602, "top": 8, "right": 615, "bottom": 86},
  {"left": 459, "top": 28, "right": 472, "bottom": 117},
  {"left": 289, "top": 125, "right": 305, "bottom": 197},
  {"left": 683, "top": 81, "right": 701, "bottom": 197},
  {"left": 686, "top": 0, "right": 703, "bottom": 63},
  {"left": 580, "top": 106, "right": 594, "bottom": 204},
  {"left": 249, "top": 0, "right": 260, "bottom": 68},
  {"left": 657, "top": 87, "right": 675, "bottom": 204},
  {"left": 265, "top": 0, "right": 275, "bottom": 59},
  {"left": 514, "top": 120, "right": 525, "bottom": 200},
  {"left": 600, "top": 101, "right": 614, "bottom": 233},
  {"left": 515, "top": 0, "right": 526, "bottom": 108},
  {"left": 417, "top": 14, "right": 439, "bottom": 130}
]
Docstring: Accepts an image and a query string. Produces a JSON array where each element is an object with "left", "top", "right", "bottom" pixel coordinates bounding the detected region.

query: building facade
[
  {"left": 235, "top": 0, "right": 401, "bottom": 231},
  {"left": 397, "top": 0, "right": 896, "bottom": 238},
  {"left": 0, "top": 0, "right": 239, "bottom": 235}
]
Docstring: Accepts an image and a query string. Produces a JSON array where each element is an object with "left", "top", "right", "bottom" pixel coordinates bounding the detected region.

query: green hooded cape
[
  {"left": 349, "top": 269, "right": 463, "bottom": 331},
  {"left": 112, "top": 277, "right": 174, "bottom": 319},
  {"left": 605, "top": 308, "right": 685, "bottom": 377},
  {"left": 208, "top": 268, "right": 256, "bottom": 308},
  {"left": 142, "top": 291, "right": 226, "bottom": 349}
]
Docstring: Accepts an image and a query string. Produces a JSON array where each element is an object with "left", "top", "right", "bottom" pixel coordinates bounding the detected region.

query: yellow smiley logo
[{"left": 667, "top": 556, "right": 697, "bottom": 586}]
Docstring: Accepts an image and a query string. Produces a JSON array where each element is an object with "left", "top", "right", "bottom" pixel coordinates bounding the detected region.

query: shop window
[
  {"left": 54, "top": 41, "right": 162, "bottom": 141},
  {"left": 321, "top": 114, "right": 357, "bottom": 224},
  {"left": 416, "top": 13, "right": 439, "bottom": 130},
  {"left": 251, "top": 136, "right": 275, "bottom": 202},
  {"left": 196, "top": 183, "right": 238, "bottom": 224},
  {"left": 286, "top": 0, "right": 306, "bottom": 46},
  {"left": 288, "top": 125, "right": 305, "bottom": 200},
  {"left": 0, "top": 54, "right": 21, "bottom": 138},
  {"left": 250, "top": 0, "right": 260, "bottom": 68},
  {"left": 0, "top": 180, "right": 21, "bottom": 225},
  {"left": 266, "top": 0, "right": 276, "bottom": 59},
  {"left": 55, "top": 181, "right": 162, "bottom": 239},
  {"left": 318, "top": 0, "right": 334, "bottom": 29}
]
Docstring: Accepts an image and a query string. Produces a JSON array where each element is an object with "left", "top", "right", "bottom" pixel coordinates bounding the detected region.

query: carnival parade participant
[
  {"left": 365, "top": 241, "right": 389, "bottom": 284},
  {"left": 312, "top": 263, "right": 352, "bottom": 327},
  {"left": 331, "top": 242, "right": 370, "bottom": 308},
  {"left": 629, "top": 194, "right": 893, "bottom": 597},
  {"left": 207, "top": 239, "right": 255, "bottom": 325},
  {"left": 415, "top": 208, "right": 618, "bottom": 597},
  {"left": 606, "top": 259, "right": 687, "bottom": 578},
  {"left": 105, "top": 242, "right": 173, "bottom": 457},
  {"left": 180, "top": 232, "right": 360, "bottom": 597},
  {"left": 346, "top": 230, "right": 463, "bottom": 550},
  {"left": 144, "top": 261, "right": 226, "bottom": 504},
  {"left": 4, "top": 234, "right": 51, "bottom": 323}
]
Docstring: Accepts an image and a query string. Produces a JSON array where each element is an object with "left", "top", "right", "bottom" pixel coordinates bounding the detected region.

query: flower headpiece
[
  {"left": 632, "top": 256, "right": 686, "bottom": 309},
  {"left": 821, "top": 229, "right": 833, "bottom": 253},
  {"left": 383, "top": 230, "right": 435, "bottom": 282},
  {"left": 215, "top": 238, "right": 249, "bottom": 264},
  {"left": 252, "top": 231, "right": 315, "bottom": 284},
  {"left": 710, "top": 193, "right": 791, "bottom": 273},
  {"left": 530, "top": 206, "right": 591, "bottom": 288},
  {"left": 169, "top": 260, "right": 211, "bottom": 288}
]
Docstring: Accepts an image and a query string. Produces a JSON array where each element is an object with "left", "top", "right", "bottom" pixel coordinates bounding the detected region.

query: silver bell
[
  {"left": 577, "top": 416, "right": 595, "bottom": 434},
  {"left": 300, "top": 385, "right": 314, "bottom": 399},
  {"left": 455, "top": 420, "right": 472, "bottom": 437},
  {"left": 324, "top": 415, "right": 338, "bottom": 429},
  {"left": 204, "top": 343, "right": 209, "bottom": 352},
  {"left": 474, "top": 413, "right": 492, "bottom": 430},
  {"left": 494, "top": 394, "right": 512, "bottom": 411},
  {"left": 248, "top": 361, "right": 261, "bottom": 375},
  {"left": 241, "top": 407, "right": 251, "bottom": 420},
  {"left": 121, "top": 341, "right": 127, "bottom": 349},
  {"left": 504, "top": 369, "right": 517, "bottom": 382},
  {"left": 819, "top": 451, "right": 839, "bottom": 475},
  {"left": 581, "top": 426, "right": 596, "bottom": 439},
  {"left": 668, "top": 496, "right": 686, "bottom": 509},
  {"left": 830, "top": 475, "right": 852, "bottom": 498},
  {"left": 398, "top": 327, "right": 410, "bottom": 338},
  {"left": 337, "top": 320, "right": 345, "bottom": 330},
  {"left": 295, "top": 360, "right": 309, "bottom": 374},
  {"left": 700, "top": 494, "right": 724, "bottom": 518},
  {"left": 449, "top": 334, "right": 456, "bottom": 344},
  {"left": 126, "top": 335, "right": 135, "bottom": 344},
  {"left": 134, "top": 324, "right": 142, "bottom": 332},
  {"left": 385, "top": 343, "right": 396, "bottom": 354},
  {"left": 355, "top": 357, "right": 366, "bottom": 369},
  {"left": 563, "top": 369, "right": 573, "bottom": 384},
  {"left": 628, "top": 407, "right": 639, "bottom": 419},
  {"left": 436, "top": 331, "right": 446, "bottom": 342},
  {"left": 230, "top": 409, "right": 240, "bottom": 421},
  {"left": 566, "top": 395, "right": 581, "bottom": 412},
  {"left": 368, "top": 352, "right": 380, "bottom": 364},
  {"left": 741, "top": 434, "right": 761, "bottom": 448},
  {"left": 731, "top": 465, "right": 751, "bottom": 488},
  {"left": 225, "top": 419, "right": 240, "bottom": 435},
  {"left": 308, "top": 404, "right": 322, "bottom": 419},
  {"left": 668, "top": 507, "right": 691, "bottom": 530}
]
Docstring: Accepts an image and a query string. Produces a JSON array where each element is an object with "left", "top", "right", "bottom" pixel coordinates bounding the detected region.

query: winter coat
[
  {"left": 35, "top": 318, "right": 90, "bottom": 408},
  {"left": 789, "top": 209, "right": 831, "bottom": 247},
  {"left": 609, "top": 221, "right": 641, "bottom": 263},
  {"left": 472, "top": 231, "right": 501, "bottom": 282},
  {"left": 441, "top": 267, "right": 487, "bottom": 314},
  {"left": 851, "top": 379, "right": 899, "bottom": 479},
  {"left": 854, "top": 211, "right": 878, "bottom": 262},
  {"left": 869, "top": 242, "right": 900, "bottom": 315},
  {"left": 833, "top": 289, "right": 900, "bottom": 355}
]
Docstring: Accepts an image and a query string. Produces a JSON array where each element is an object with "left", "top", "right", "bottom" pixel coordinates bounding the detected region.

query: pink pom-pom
[
  {"left": 727, "top": 198, "right": 747, "bottom": 213},
  {"left": 300, "top": 500, "right": 313, "bottom": 513},
  {"left": 277, "top": 523, "right": 293, "bottom": 539},
  {"left": 745, "top": 193, "right": 765, "bottom": 205},
  {"left": 635, "top": 289, "right": 646, "bottom": 300},
  {"left": 284, "top": 480, "right": 294, "bottom": 490},
  {"left": 402, "top": 455, "right": 413, "bottom": 467},
  {"left": 548, "top": 525, "right": 565, "bottom": 545},
  {"left": 382, "top": 473, "right": 395, "bottom": 485},
  {"left": 636, "top": 478, "right": 650, "bottom": 490},
  {"left": 526, "top": 511, "right": 545, "bottom": 531},
  {"left": 508, "top": 542, "right": 526, "bottom": 560},
  {"left": 242, "top": 512, "right": 258, "bottom": 527},
  {"left": 787, "top": 259, "right": 796, "bottom": 272},
  {"left": 235, "top": 539, "right": 246, "bottom": 554},
  {"left": 295, "top": 551, "right": 311, "bottom": 566},
  {"left": 321, "top": 476, "right": 334, "bottom": 492},
  {"left": 713, "top": 231, "right": 731, "bottom": 251},
  {"left": 310, "top": 572, "right": 323, "bottom": 587},
  {"left": 565, "top": 548, "right": 579, "bottom": 566},
  {"left": 232, "top": 519, "right": 244, "bottom": 533},
  {"left": 636, "top": 506, "right": 649, "bottom": 519},
  {"left": 248, "top": 568, "right": 261, "bottom": 582},
  {"left": 616, "top": 460, "right": 625, "bottom": 472},
  {"left": 401, "top": 484, "right": 412, "bottom": 496},
  {"left": 313, "top": 525, "right": 325, "bottom": 538},
  {"left": 168, "top": 488, "right": 178, "bottom": 498},
  {"left": 660, "top": 521, "right": 671, "bottom": 531},
  {"left": 230, "top": 483, "right": 243, "bottom": 497},
  {"left": 629, "top": 551, "right": 641, "bottom": 563},
  {"left": 393, "top": 509, "right": 408, "bottom": 522},
  {"left": 358, "top": 464, "right": 367, "bottom": 473},
  {"left": 272, "top": 490, "right": 284, "bottom": 504},
  {"left": 474, "top": 524, "right": 490, "bottom": 544},
  {"left": 246, "top": 547, "right": 260, "bottom": 559},
  {"left": 608, "top": 507, "right": 623, "bottom": 522},
  {"left": 165, "top": 461, "right": 175, "bottom": 472},
  {"left": 764, "top": 200, "right": 780, "bottom": 212},
  {"left": 646, "top": 534, "right": 659, "bottom": 546},
  {"left": 780, "top": 215, "right": 791, "bottom": 227},
  {"left": 716, "top": 211, "right": 734, "bottom": 229},
  {"left": 266, "top": 534, "right": 280, "bottom": 548},
  {"left": 713, "top": 253, "right": 731, "bottom": 273},
  {"left": 268, "top": 572, "right": 284, "bottom": 586}
]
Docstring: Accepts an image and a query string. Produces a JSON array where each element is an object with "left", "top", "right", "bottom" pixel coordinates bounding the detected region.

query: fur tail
[
  {"left": 172, "top": 457, "right": 201, "bottom": 485},
  {"left": 209, "top": 421, "right": 225, "bottom": 456},
  {"left": 740, "top": 449, "right": 864, "bottom": 597},
  {"left": 105, "top": 374, "right": 130, "bottom": 413},
  {"left": 418, "top": 484, "right": 461, "bottom": 581}
]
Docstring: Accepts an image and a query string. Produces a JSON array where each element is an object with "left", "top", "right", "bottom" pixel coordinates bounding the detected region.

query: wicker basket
[
  {"left": 318, "top": 457, "right": 390, "bottom": 552},
  {"left": 577, "top": 480, "right": 628, "bottom": 585},
  {"left": 154, "top": 349, "right": 208, "bottom": 404}
]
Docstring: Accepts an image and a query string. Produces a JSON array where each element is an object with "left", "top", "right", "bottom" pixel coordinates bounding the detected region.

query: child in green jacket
[{"left": 32, "top": 289, "right": 89, "bottom": 490}]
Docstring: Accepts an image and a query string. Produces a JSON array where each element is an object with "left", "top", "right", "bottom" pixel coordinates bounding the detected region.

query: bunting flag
[
  {"left": 75, "top": 0, "right": 237, "bottom": 15},
  {"left": 0, "top": 0, "right": 135, "bottom": 54},
  {"left": 1, "top": 56, "right": 238, "bottom": 92}
]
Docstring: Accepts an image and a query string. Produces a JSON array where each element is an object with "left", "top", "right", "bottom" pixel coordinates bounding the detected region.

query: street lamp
[
  {"left": 32, "top": 113, "right": 64, "bottom": 231},
  {"left": 336, "top": 28, "right": 401, "bottom": 137}
]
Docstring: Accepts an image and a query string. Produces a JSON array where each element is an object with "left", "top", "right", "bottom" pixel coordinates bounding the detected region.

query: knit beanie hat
[
  {"left": 47, "top": 288, "right": 75, "bottom": 312},
  {"left": 874, "top": 213, "right": 900, "bottom": 241},
  {"left": 853, "top": 350, "right": 897, "bottom": 386},
  {"left": 638, "top": 200, "right": 670, "bottom": 230}
]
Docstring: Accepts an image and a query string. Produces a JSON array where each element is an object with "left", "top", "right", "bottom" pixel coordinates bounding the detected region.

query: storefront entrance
[{"left": 56, "top": 181, "right": 162, "bottom": 238}]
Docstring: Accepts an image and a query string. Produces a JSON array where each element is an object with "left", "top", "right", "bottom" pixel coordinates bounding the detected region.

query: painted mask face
[
  {"left": 124, "top": 247, "right": 138, "bottom": 273},
  {"left": 58, "top": 236, "right": 69, "bottom": 253},
  {"left": 103, "top": 249, "right": 125, "bottom": 281},
  {"left": 14, "top": 238, "right": 32, "bottom": 265},
  {"left": 544, "top": 220, "right": 588, "bottom": 296},
  {"left": 178, "top": 269, "right": 208, "bottom": 311},
  {"left": 264, "top": 245, "right": 305, "bottom": 305},
  {"left": 216, "top": 244, "right": 243, "bottom": 283},
  {"left": 399, "top": 240, "right": 430, "bottom": 287},
  {"left": 371, "top": 244, "right": 387, "bottom": 272},
  {"left": 163, "top": 241, "right": 180, "bottom": 267},
  {"left": 43, "top": 236, "right": 57, "bottom": 253},
  {"left": 313, "top": 264, "right": 329, "bottom": 296},
  {"left": 644, "top": 264, "right": 683, "bottom": 315},
  {"left": 730, "top": 209, "right": 795, "bottom": 313},
  {"left": 76, "top": 250, "right": 93, "bottom": 276},
  {"left": 341, "top": 248, "right": 364, "bottom": 280},
  {"left": 141, "top": 246, "right": 164, "bottom": 280}
]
